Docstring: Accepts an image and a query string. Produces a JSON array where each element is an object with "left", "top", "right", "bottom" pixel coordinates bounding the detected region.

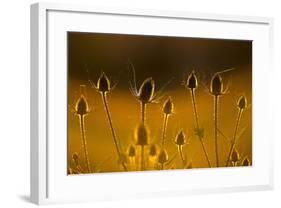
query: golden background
[{"left": 67, "top": 32, "right": 252, "bottom": 174}]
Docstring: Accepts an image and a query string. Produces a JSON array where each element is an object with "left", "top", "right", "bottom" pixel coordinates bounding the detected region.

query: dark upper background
[{"left": 68, "top": 32, "right": 252, "bottom": 89}]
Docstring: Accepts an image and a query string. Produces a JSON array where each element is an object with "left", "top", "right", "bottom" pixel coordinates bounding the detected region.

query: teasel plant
[
  {"left": 158, "top": 149, "right": 169, "bottom": 170},
  {"left": 174, "top": 130, "right": 187, "bottom": 167},
  {"left": 127, "top": 144, "right": 136, "bottom": 170},
  {"left": 148, "top": 144, "right": 158, "bottom": 169},
  {"left": 225, "top": 95, "right": 247, "bottom": 167},
  {"left": 161, "top": 97, "right": 174, "bottom": 147},
  {"left": 185, "top": 71, "right": 211, "bottom": 167},
  {"left": 128, "top": 60, "right": 172, "bottom": 124},
  {"left": 73, "top": 86, "right": 91, "bottom": 173},
  {"left": 90, "top": 72, "right": 127, "bottom": 171},
  {"left": 230, "top": 148, "right": 240, "bottom": 167},
  {"left": 242, "top": 157, "right": 250, "bottom": 166},
  {"left": 209, "top": 68, "right": 234, "bottom": 167},
  {"left": 135, "top": 123, "right": 149, "bottom": 171},
  {"left": 72, "top": 152, "right": 83, "bottom": 173}
]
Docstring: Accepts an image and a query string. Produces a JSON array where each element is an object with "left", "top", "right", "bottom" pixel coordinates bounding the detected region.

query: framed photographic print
[{"left": 30, "top": 2, "right": 274, "bottom": 205}]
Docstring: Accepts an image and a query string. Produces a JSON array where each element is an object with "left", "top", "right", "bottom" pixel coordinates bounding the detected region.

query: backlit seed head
[
  {"left": 72, "top": 153, "right": 79, "bottom": 166},
  {"left": 210, "top": 74, "right": 223, "bottom": 96},
  {"left": 68, "top": 168, "right": 73, "bottom": 174},
  {"left": 175, "top": 130, "right": 186, "bottom": 146},
  {"left": 97, "top": 72, "right": 110, "bottom": 93},
  {"left": 242, "top": 157, "right": 250, "bottom": 166},
  {"left": 138, "top": 77, "right": 155, "bottom": 103},
  {"left": 149, "top": 144, "right": 158, "bottom": 157},
  {"left": 231, "top": 148, "right": 240, "bottom": 163},
  {"left": 128, "top": 145, "right": 136, "bottom": 157},
  {"left": 158, "top": 149, "right": 169, "bottom": 164},
  {"left": 186, "top": 72, "right": 198, "bottom": 89},
  {"left": 135, "top": 123, "right": 149, "bottom": 146},
  {"left": 163, "top": 97, "right": 173, "bottom": 115},
  {"left": 237, "top": 96, "right": 247, "bottom": 109},
  {"left": 75, "top": 95, "right": 89, "bottom": 116}
]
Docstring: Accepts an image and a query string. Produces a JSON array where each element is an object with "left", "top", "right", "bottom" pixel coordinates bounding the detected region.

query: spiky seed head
[
  {"left": 237, "top": 96, "right": 247, "bottom": 109},
  {"left": 210, "top": 74, "right": 223, "bottom": 96},
  {"left": 195, "top": 127, "right": 204, "bottom": 138},
  {"left": 138, "top": 77, "right": 155, "bottom": 103},
  {"left": 187, "top": 72, "right": 198, "bottom": 89},
  {"left": 242, "top": 157, "right": 250, "bottom": 166},
  {"left": 135, "top": 123, "right": 149, "bottom": 146},
  {"left": 231, "top": 148, "right": 240, "bottom": 163},
  {"left": 72, "top": 152, "right": 79, "bottom": 166},
  {"left": 68, "top": 168, "right": 73, "bottom": 174},
  {"left": 163, "top": 97, "right": 173, "bottom": 115},
  {"left": 158, "top": 149, "right": 168, "bottom": 164},
  {"left": 97, "top": 72, "right": 110, "bottom": 93},
  {"left": 75, "top": 95, "right": 89, "bottom": 116},
  {"left": 149, "top": 144, "right": 157, "bottom": 157},
  {"left": 128, "top": 145, "right": 136, "bottom": 157},
  {"left": 175, "top": 130, "right": 186, "bottom": 146}
]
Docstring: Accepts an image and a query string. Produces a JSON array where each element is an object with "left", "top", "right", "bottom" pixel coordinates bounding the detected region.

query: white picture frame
[{"left": 30, "top": 2, "right": 274, "bottom": 205}]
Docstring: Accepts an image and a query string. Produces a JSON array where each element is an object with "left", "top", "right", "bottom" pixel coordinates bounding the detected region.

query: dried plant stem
[
  {"left": 161, "top": 163, "right": 164, "bottom": 170},
  {"left": 141, "top": 145, "right": 145, "bottom": 170},
  {"left": 214, "top": 95, "right": 219, "bottom": 167},
  {"left": 161, "top": 114, "right": 168, "bottom": 148},
  {"left": 225, "top": 109, "right": 243, "bottom": 167},
  {"left": 79, "top": 115, "right": 91, "bottom": 173},
  {"left": 178, "top": 145, "right": 185, "bottom": 166},
  {"left": 190, "top": 89, "right": 212, "bottom": 167},
  {"left": 141, "top": 102, "right": 146, "bottom": 124},
  {"left": 101, "top": 92, "right": 128, "bottom": 171}
]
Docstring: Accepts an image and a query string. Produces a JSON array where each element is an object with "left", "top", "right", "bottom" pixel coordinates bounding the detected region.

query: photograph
[{"left": 67, "top": 32, "right": 252, "bottom": 174}]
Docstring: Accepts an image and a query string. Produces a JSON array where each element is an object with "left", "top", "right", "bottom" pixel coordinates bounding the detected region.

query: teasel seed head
[
  {"left": 97, "top": 72, "right": 110, "bottom": 93},
  {"left": 75, "top": 95, "right": 89, "bottom": 116},
  {"left": 231, "top": 148, "right": 240, "bottom": 163},
  {"left": 128, "top": 145, "right": 136, "bottom": 157},
  {"left": 242, "top": 157, "right": 250, "bottom": 166},
  {"left": 149, "top": 144, "right": 158, "bottom": 157},
  {"left": 72, "top": 152, "right": 79, "bottom": 166},
  {"left": 175, "top": 130, "right": 186, "bottom": 146},
  {"left": 163, "top": 97, "right": 174, "bottom": 115},
  {"left": 186, "top": 71, "right": 198, "bottom": 90},
  {"left": 158, "top": 149, "right": 169, "bottom": 164},
  {"left": 237, "top": 95, "right": 247, "bottom": 110},
  {"left": 138, "top": 77, "right": 155, "bottom": 103},
  {"left": 210, "top": 74, "right": 223, "bottom": 96},
  {"left": 135, "top": 123, "right": 149, "bottom": 146}
]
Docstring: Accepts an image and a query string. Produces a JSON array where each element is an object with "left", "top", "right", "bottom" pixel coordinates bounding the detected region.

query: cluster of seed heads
[{"left": 69, "top": 66, "right": 251, "bottom": 174}]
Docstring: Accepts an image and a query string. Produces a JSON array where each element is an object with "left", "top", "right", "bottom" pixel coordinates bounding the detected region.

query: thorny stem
[
  {"left": 101, "top": 92, "right": 128, "bottom": 171},
  {"left": 225, "top": 109, "right": 243, "bottom": 167},
  {"left": 161, "top": 114, "right": 168, "bottom": 148},
  {"left": 190, "top": 89, "right": 212, "bottom": 167},
  {"left": 141, "top": 145, "right": 145, "bottom": 171},
  {"left": 79, "top": 115, "right": 91, "bottom": 173},
  {"left": 178, "top": 145, "right": 185, "bottom": 166},
  {"left": 214, "top": 95, "right": 219, "bottom": 167},
  {"left": 141, "top": 102, "right": 146, "bottom": 124}
]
